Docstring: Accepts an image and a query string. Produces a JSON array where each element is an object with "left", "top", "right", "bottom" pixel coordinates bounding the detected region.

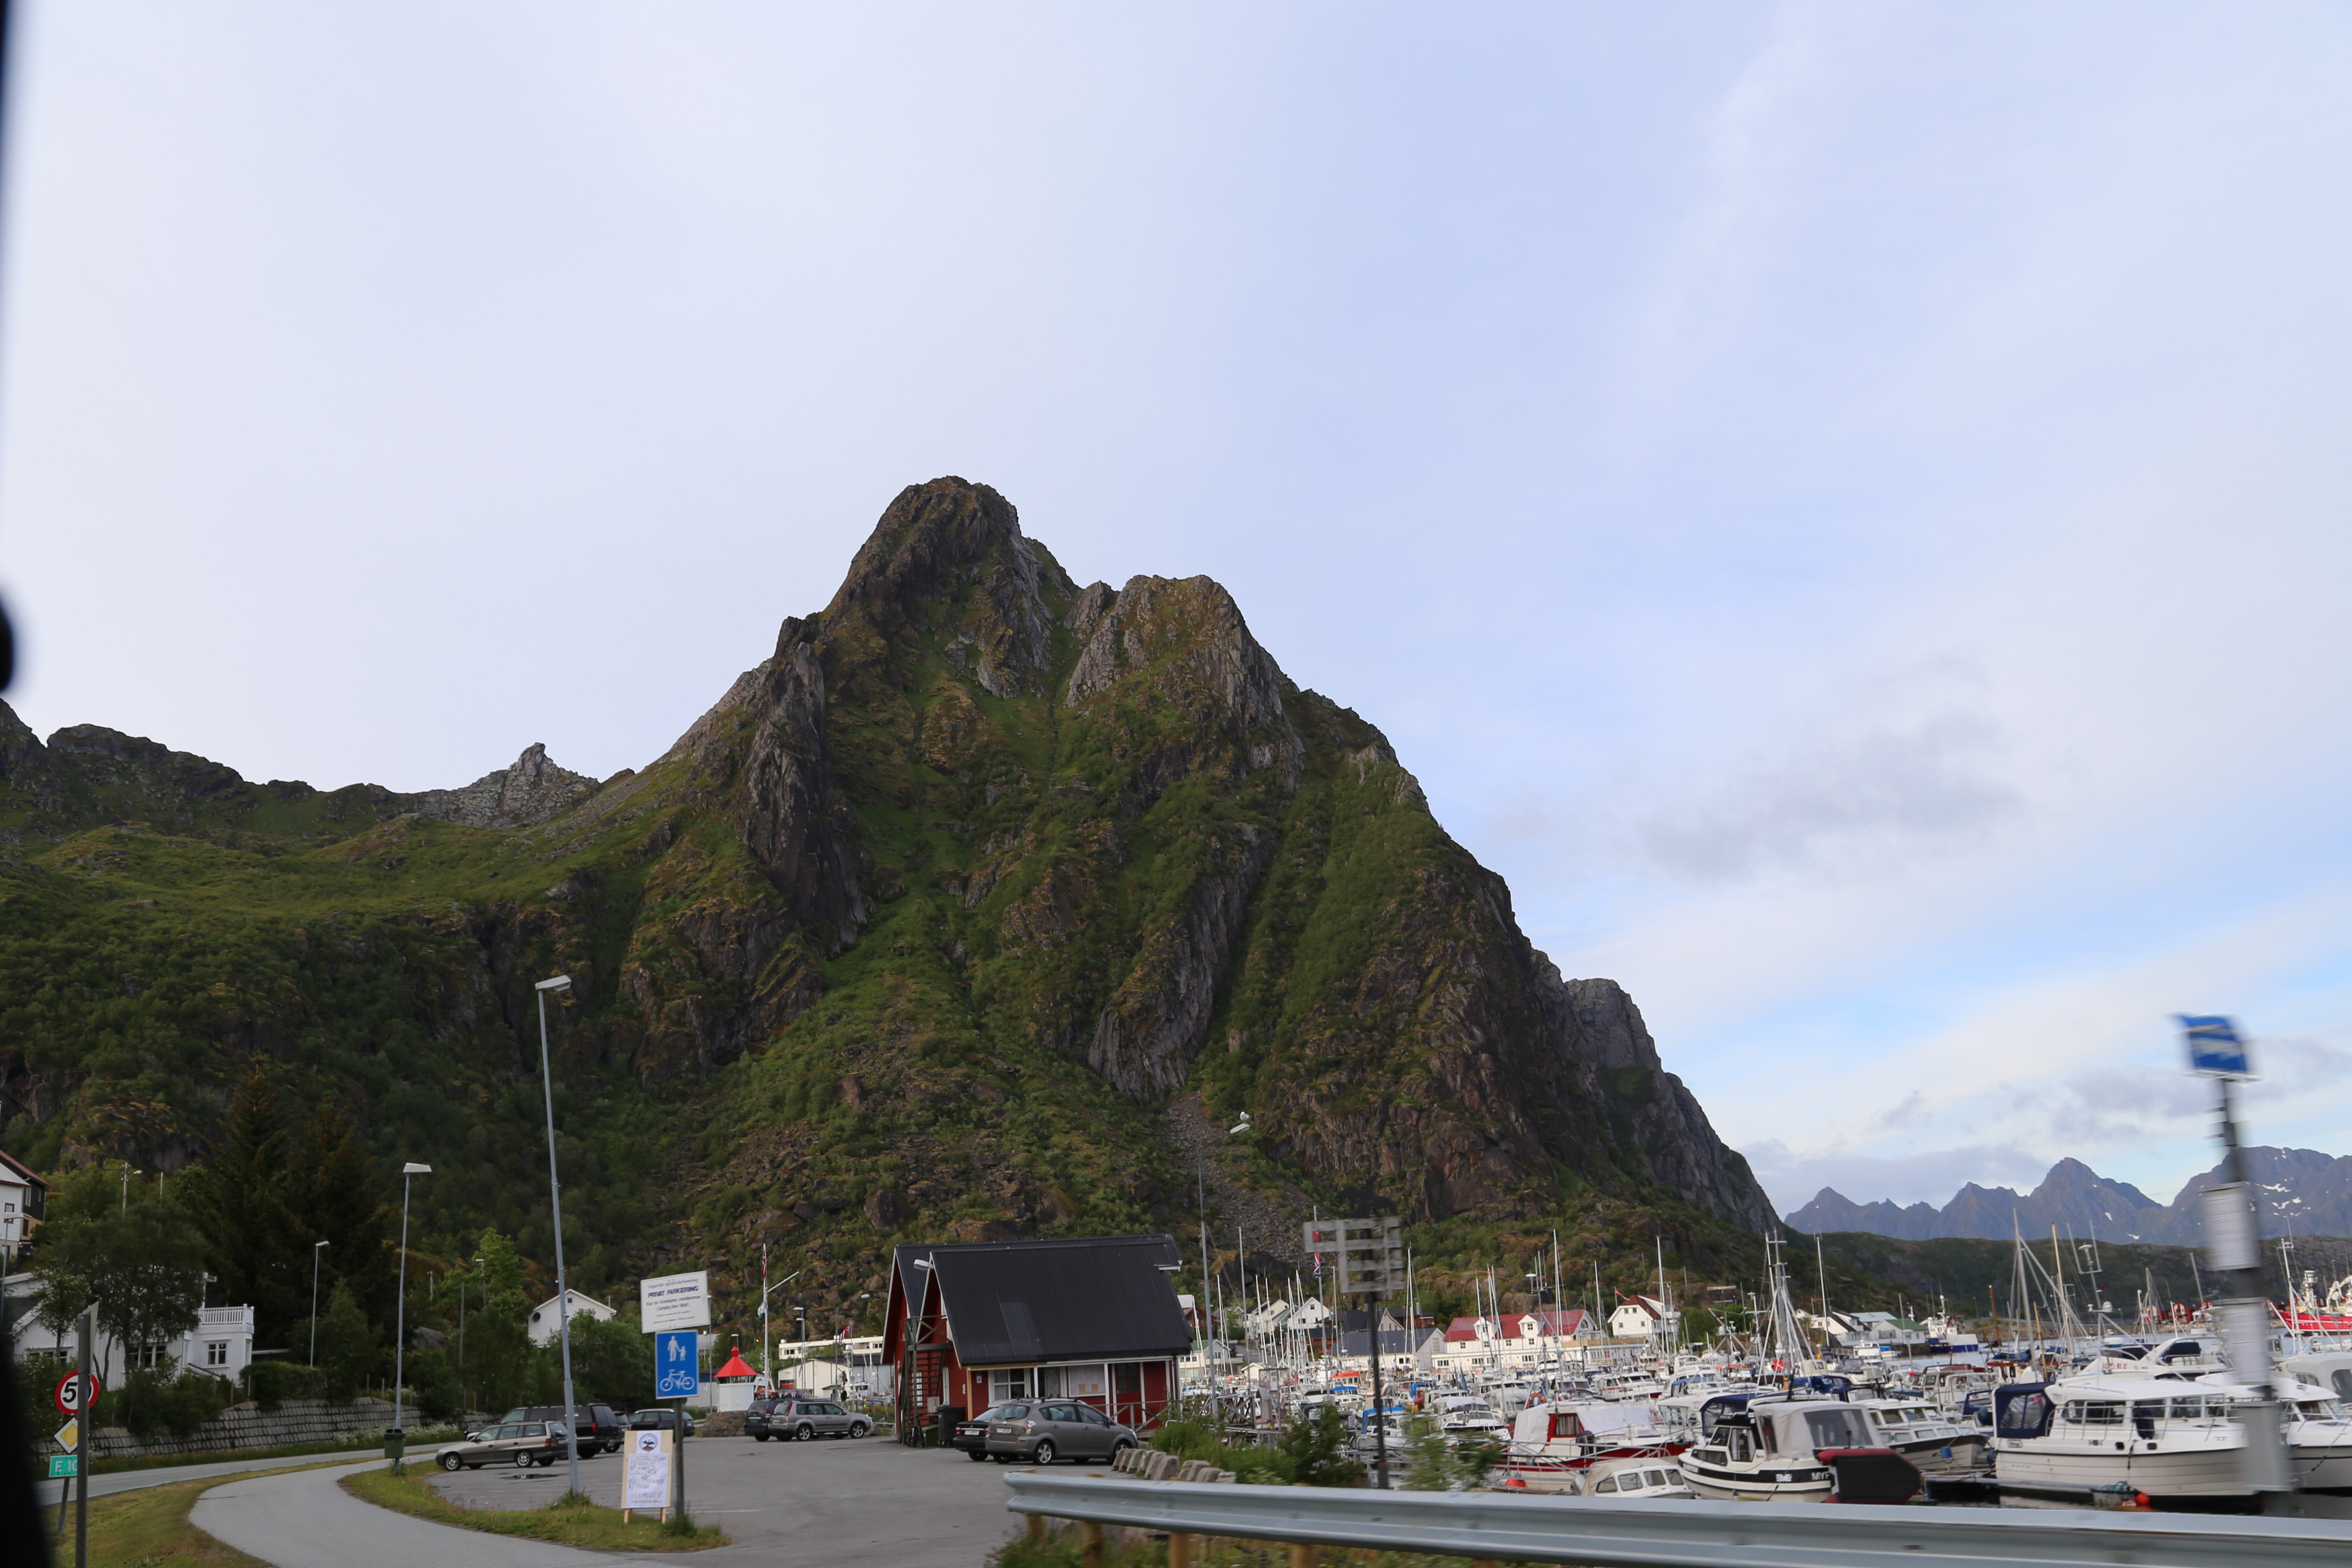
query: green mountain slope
[{"left": 0, "top": 478, "right": 1773, "bottom": 1337}]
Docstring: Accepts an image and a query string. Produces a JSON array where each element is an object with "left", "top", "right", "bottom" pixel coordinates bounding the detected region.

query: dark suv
[
  {"left": 497, "top": 1403, "right": 625, "bottom": 1456},
  {"left": 748, "top": 1396, "right": 871, "bottom": 1441}
]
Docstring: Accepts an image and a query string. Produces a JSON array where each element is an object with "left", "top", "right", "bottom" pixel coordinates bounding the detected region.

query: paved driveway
[{"left": 193, "top": 1438, "right": 1026, "bottom": 1568}]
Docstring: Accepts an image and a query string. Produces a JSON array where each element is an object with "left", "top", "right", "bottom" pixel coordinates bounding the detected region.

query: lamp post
[
  {"left": 762, "top": 1267, "right": 803, "bottom": 1391},
  {"left": 393, "top": 1162, "right": 431, "bottom": 1470},
  {"left": 121, "top": 1166, "right": 141, "bottom": 1215},
  {"left": 309, "top": 1240, "right": 331, "bottom": 1366},
  {"left": 534, "top": 973, "right": 585, "bottom": 1498}
]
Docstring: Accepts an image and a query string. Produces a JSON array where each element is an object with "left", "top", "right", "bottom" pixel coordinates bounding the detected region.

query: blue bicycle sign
[{"left": 655, "top": 1330, "right": 700, "bottom": 1400}]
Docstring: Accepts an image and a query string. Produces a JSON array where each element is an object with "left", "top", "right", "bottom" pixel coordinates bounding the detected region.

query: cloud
[{"left": 1637, "top": 705, "right": 2024, "bottom": 883}]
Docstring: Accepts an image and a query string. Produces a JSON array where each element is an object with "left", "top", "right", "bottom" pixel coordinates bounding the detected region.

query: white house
[
  {"left": 526, "top": 1288, "right": 616, "bottom": 1346},
  {"left": 0, "top": 1150, "right": 47, "bottom": 1271},
  {"left": 3, "top": 1273, "right": 254, "bottom": 1385},
  {"left": 1432, "top": 1309, "right": 1599, "bottom": 1373},
  {"left": 1608, "top": 1296, "right": 1670, "bottom": 1340}
]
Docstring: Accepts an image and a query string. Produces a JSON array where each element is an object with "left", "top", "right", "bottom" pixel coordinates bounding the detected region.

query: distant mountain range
[{"left": 1786, "top": 1148, "right": 2352, "bottom": 1245}]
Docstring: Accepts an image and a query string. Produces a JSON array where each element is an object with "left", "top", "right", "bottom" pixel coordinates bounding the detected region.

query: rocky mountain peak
[{"left": 402, "top": 743, "right": 600, "bottom": 830}]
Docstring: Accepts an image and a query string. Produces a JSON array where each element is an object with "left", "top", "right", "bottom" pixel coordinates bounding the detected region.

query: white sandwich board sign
[{"left": 640, "top": 1271, "right": 712, "bottom": 1334}]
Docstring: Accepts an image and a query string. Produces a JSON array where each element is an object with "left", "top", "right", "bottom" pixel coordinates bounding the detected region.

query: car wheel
[
  {"left": 1033, "top": 1439, "right": 1057, "bottom": 1465},
  {"left": 851, "top": 1423, "right": 869, "bottom": 1439},
  {"left": 754, "top": 1433, "right": 770, "bottom": 1442},
  {"left": 1111, "top": 1439, "right": 1136, "bottom": 1460},
  {"left": 440, "top": 1452, "right": 462, "bottom": 1472},
  {"left": 796, "top": 1424, "right": 815, "bottom": 1441},
  {"left": 514, "top": 1451, "right": 535, "bottom": 1467},
  {"left": 968, "top": 1449, "right": 989, "bottom": 1461}
]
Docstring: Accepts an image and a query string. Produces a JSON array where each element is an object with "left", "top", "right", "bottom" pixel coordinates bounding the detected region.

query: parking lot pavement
[{"left": 431, "top": 1435, "right": 1025, "bottom": 1568}]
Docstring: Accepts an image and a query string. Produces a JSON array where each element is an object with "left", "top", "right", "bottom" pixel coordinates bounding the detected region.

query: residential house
[
  {"left": 1432, "top": 1308, "right": 1597, "bottom": 1373},
  {"left": 526, "top": 1288, "right": 617, "bottom": 1347},
  {"left": 884, "top": 1233, "right": 1192, "bottom": 1433},
  {"left": 0, "top": 1150, "right": 47, "bottom": 1269}
]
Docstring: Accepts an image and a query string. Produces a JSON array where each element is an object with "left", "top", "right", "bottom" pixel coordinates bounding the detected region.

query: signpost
[
  {"left": 2179, "top": 1014, "right": 2292, "bottom": 1499},
  {"left": 643, "top": 1275, "right": 710, "bottom": 1522},
  {"left": 1306, "top": 1216, "right": 1404, "bottom": 1489}
]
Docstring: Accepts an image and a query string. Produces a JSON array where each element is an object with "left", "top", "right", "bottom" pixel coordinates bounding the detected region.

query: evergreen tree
[
  {"left": 178, "top": 1069, "right": 306, "bottom": 1345},
  {"left": 286, "top": 1094, "right": 395, "bottom": 1335},
  {"left": 316, "top": 1280, "right": 378, "bottom": 1402},
  {"left": 466, "top": 1229, "right": 538, "bottom": 1416}
]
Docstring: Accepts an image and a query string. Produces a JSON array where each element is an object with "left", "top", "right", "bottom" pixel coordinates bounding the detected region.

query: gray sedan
[{"left": 985, "top": 1400, "right": 1138, "bottom": 1464}]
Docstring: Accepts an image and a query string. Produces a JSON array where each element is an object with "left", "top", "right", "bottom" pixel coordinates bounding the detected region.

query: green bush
[
  {"left": 1146, "top": 1415, "right": 1306, "bottom": 1485},
  {"left": 1274, "top": 1404, "right": 1363, "bottom": 1488},
  {"left": 245, "top": 1360, "right": 323, "bottom": 1412},
  {"left": 99, "top": 1364, "right": 231, "bottom": 1439}
]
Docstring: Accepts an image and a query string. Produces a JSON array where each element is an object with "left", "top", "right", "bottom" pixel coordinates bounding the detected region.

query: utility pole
[{"left": 534, "top": 974, "right": 583, "bottom": 1498}]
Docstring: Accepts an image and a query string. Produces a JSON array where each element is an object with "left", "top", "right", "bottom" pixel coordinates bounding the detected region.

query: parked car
[
  {"left": 439, "top": 1420, "right": 573, "bottom": 1470},
  {"left": 951, "top": 1404, "right": 1014, "bottom": 1459},
  {"left": 984, "top": 1400, "right": 1138, "bottom": 1465},
  {"left": 752, "top": 1396, "right": 872, "bottom": 1441},
  {"left": 629, "top": 1408, "right": 698, "bottom": 1437},
  {"left": 495, "top": 1403, "right": 625, "bottom": 1455}
]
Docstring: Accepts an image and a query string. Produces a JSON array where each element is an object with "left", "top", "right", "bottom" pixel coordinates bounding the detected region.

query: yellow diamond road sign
[{"left": 54, "top": 1419, "right": 77, "bottom": 1450}]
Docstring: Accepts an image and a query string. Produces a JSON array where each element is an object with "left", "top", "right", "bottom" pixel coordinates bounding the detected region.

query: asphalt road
[{"left": 190, "top": 1436, "right": 1023, "bottom": 1568}]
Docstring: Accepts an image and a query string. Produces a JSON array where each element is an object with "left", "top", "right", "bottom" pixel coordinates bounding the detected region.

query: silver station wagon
[
  {"left": 438, "top": 1419, "right": 573, "bottom": 1470},
  {"left": 985, "top": 1400, "right": 1138, "bottom": 1465}
]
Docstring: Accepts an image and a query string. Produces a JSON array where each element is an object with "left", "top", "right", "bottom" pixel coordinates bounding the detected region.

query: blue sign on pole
[
  {"left": 655, "top": 1331, "right": 700, "bottom": 1400},
  {"left": 2179, "top": 1014, "right": 2254, "bottom": 1078}
]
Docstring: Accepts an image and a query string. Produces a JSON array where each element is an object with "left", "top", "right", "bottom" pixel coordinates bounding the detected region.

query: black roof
[
  {"left": 1337, "top": 1329, "right": 1423, "bottom": 1356},
  {"left": 894, "top": 1234, "right": 1191, "bottom": 1366}
]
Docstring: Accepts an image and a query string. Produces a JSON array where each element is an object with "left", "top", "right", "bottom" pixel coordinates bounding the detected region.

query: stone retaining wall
[{"left": 51, "top": 1396, "right": 416, "bottom": 1461}]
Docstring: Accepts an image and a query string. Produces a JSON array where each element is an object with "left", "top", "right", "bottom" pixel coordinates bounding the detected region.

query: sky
[{"left": 4, "top": 3, "right": 2350, "bottom": 1219}]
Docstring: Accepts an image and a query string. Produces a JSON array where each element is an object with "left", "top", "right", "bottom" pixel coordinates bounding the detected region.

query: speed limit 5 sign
[{"left": 55, "top": 1370, "right": 100, "bottom": 1416}]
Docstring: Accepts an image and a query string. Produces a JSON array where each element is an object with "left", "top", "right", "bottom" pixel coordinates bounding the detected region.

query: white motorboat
[
  {"left": 1562, "top": 1455, "right": 1692, "bottom": 1498},
  {"left": 1676, "top": 1398, "right": 1876, "bottom": 1502},
  {"left": 1989, "top": 1378, "right": 2248, "bottom": 1499},
  {"left": 2193, "top": 1374, "right": 2352, "bottom": 1492},
  {"left": 1856, "top": 1395, "right": 1989, "bottom": 1476},
  {"left": 1498, "top": 1401, "right": 1681, "bottom": 1491}
]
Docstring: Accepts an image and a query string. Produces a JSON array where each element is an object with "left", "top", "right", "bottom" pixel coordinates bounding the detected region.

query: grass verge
[{"left": 341, "top": 1464, "right": 726, "bottom": 1551}]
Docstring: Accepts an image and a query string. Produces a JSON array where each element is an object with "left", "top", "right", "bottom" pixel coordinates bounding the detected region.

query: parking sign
[{"left": 655, "top": 1330, "right": 700, "bottom": 1399}]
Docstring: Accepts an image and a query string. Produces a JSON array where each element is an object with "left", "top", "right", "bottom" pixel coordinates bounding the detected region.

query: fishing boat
[
  {"left": 1559, "top": 1454, "right": 1693, "bottom": 1498},
  {"left": 2191, "top": 1372, "right": 2352, "bottom": 1492}
]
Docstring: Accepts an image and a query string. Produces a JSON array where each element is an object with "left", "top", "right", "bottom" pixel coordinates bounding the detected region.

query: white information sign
[
  {"left": 622, "top": 1428, "right": 672, "bottom": 1511},
  {"left": 640, "top": 1271, "right": 712, "bottom": 1333}
]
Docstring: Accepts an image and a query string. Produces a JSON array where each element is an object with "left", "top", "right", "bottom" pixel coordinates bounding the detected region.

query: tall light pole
[
  {"left": 535, "top": 973, "right": 584, "bottom": 1498},
  {"left": 309, "top": 1240, "right": 331, "bottom": 1366},
  {"left": 121, "top": 1166, "right": 141, "bottom": 1215},
  {"left": 762, "top": 1267, "right": 803, "bottom": 1390},
  {"left": 393, "top": 1162, "right": 431, "bottom": 1469}
]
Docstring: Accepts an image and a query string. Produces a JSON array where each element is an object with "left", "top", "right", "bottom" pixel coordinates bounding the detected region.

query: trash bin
[
  {"left": 935, "top": 1406, "right": 966, "bottom": 1448},
  {"left": 384, "top": 1427, "right": 407, "bottom": 1463}
]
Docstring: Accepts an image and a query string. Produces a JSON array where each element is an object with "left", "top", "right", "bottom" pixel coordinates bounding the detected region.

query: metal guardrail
[{"left": 1001, "top": 1471, "right": 2352, "bottom": 1568}]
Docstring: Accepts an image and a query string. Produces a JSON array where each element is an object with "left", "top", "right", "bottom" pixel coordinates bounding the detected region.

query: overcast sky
[{"left": 5, "top": 3, "right": 2349, "bottom": 1219}]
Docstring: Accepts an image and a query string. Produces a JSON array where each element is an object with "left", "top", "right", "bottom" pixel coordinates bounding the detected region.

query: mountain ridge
[
  {"left": 1787, "top": 1146, "right": 2352, "bottom": 1244},
  {"left": 0, "top": 476, "right": 1772, "bottom": 1335}
]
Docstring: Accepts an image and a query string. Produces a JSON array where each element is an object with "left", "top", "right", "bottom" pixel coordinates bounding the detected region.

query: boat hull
[
  {"left": 1993, "top": 1440, "right": 2247, "bottom": 1498},
  {"left": 1677, "top": 1454, "right": 1833, "bottom": 1503}
]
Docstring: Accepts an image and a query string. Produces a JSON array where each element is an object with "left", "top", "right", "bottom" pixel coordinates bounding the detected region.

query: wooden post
[
  {"left": 1471, "top": 1559, "right": 1498, "bottom": 1568},
  {"left": 1167, "top": 1532, "right": 1192, "bottom": 1568},
  {"left": 1027, "top": 1514, "right": 1048, "bottom": 1545},
  {"left": 1083, "top": 1521, "right": 1105, "bottom": 1568},
  {"left": 1289, "top": 1544, "right": 1316, "bottom": 1568}
]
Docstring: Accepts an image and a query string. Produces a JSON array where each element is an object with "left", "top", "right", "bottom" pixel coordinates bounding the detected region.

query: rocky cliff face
[{"left": 0, "top": 477, "right": 1771, "bottom": 1311}]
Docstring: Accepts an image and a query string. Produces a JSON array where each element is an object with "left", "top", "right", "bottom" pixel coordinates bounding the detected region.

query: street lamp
[
  {"left": 534, "top": 973, "right": 585, "bottom": 1498},
  {"left": 309, "top": 1240, "right": 331, "bottom": 1366},
  {"left": 122, "top": 1167, "right": 141, "bottom": 1215},
  {"left": 393, "top": 1163, "right": 431, "bottom": 1468},
  {"left": 761, "top": 1268, "right": 803, "bottom": 1391}
]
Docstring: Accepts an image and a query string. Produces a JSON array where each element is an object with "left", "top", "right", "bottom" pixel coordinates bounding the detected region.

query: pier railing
[{"left": 1003, "top": 1470, "right": 2352, "bottom": 1568}]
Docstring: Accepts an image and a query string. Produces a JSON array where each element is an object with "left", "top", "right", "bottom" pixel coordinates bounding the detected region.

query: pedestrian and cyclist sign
[{"left": 655, "top": 1330, "right": 700, "bottom": 1399}]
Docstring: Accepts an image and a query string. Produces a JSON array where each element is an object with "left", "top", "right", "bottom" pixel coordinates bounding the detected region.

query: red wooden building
[{"left": 884, "top": 1234, "right": 1191, "bottom": 1435}]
